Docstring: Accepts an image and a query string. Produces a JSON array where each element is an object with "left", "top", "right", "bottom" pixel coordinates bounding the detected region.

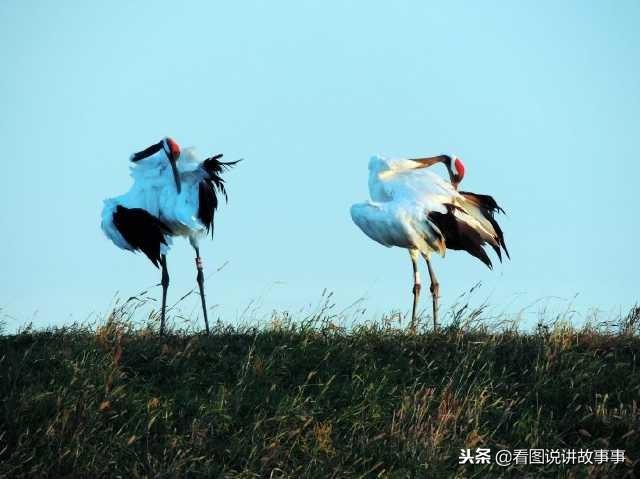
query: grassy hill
[{"left": 1, "top": 303, "right": 639, "bottom": 478}]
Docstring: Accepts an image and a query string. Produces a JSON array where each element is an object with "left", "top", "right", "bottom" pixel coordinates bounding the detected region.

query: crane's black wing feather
[{"left": 113, "top": 205, "right": 173, "bottom": 267}]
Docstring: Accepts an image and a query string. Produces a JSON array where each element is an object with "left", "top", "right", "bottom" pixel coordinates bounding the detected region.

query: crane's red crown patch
[
  {"left": 166, "top": 138, "right": 181, "bottom": 159},
  {"left": 454, "top": 157, "right": 465, "bottom": 178}
]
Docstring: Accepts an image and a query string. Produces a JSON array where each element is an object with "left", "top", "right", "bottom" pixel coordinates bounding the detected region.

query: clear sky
[{"left": 1, "top": 1, "right": 639, "bottom": 331}]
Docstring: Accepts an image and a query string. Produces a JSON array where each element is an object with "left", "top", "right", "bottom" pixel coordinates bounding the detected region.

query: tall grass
[{"left": 0, "top": 298, "right": 638, "bottom": 477}]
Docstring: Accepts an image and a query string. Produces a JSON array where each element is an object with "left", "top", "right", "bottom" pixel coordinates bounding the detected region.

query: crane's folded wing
[{"left": 350, "top": 201, "right": 446, "bottom": 256}]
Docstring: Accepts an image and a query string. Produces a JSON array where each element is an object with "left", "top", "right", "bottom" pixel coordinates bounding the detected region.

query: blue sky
[{"left": 1, "top": 1, "right": 639, "bottom": 331}]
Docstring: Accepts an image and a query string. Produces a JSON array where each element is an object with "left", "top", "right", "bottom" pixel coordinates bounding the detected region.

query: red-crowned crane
[
  {"left": 350, "top": 154, "right": 509, "bottom": 332},
  {"left": 101, "top": 137, "right": 239, "bottom": 335}
]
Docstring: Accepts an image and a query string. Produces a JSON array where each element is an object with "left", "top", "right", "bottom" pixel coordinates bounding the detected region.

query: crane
[
  {"left": 101, "top": 137, "right": 238, "bottom": 335},
  {"left": 350, "top": 154, "right": 508, "bottom": 332}
]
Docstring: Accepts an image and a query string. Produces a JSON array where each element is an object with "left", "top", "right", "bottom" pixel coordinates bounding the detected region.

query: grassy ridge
[{"left": 1, "top": 304, "right": 639, "bottom": 478}]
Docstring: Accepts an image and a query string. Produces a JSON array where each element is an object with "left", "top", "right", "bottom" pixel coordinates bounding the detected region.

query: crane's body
[
  {"left": 101, "top": 138, "right": 237, "bottom": 334},
  {"left": 102, "top": 144, "right": 177, "bottom": 264},
  {"left": 351, "top": 155, "right": 508, "bottom": 331}
]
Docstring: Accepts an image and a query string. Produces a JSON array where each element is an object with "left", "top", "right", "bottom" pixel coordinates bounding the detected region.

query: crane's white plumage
[
  {"left": 353, "top": 156, "right": 452, "bottom": 257},
  {"left": 158, "top": 148, "right": 214, "bottom": 246},
  {"left": 102, "top": 145, "right": 176, "bottom": 255},
  {"left": 351, "top": 200, "right": 445, "bottom": 256},
  {"left": 367, "top": 156, "right": 456, "bottom": 206}
]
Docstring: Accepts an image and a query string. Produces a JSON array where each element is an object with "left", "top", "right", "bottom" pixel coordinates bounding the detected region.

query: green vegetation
[{"left": 1, "top": 299, "right": 639, "bottom": 478}]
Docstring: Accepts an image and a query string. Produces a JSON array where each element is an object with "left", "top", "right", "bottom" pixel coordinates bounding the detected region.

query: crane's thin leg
[
  {"left": 423, "top": 254, "right": 440, "bottom": 332},
  {"left": 160, "top": 254, "right": 169, "bottom": 336},
  {"left": 409, "top": 249, "right": 421, "bottom": 334},
  {"left": 194, "top": 247, "right": 211, "bottom": 335}
]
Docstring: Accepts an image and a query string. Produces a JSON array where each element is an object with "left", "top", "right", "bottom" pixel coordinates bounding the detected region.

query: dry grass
[{"left": 0, "top": 299, "right": 639, "bottom": 477}]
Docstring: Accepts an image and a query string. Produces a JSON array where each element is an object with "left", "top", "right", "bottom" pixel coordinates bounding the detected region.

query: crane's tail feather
[
  {"left": 458, "top": 191, "right": 510, "bottom": 260},
  {"left": 428, "top": 202, "right": 505, "bottom": 269},
  {"left": 201, "top": 154, "right": 241, "bottom": 203},
  {"left": 198, "top": 154, "right": 241, "bottom": 237},
  {"left": 428, "top": 205, "right": 493, "bottom": 269}
]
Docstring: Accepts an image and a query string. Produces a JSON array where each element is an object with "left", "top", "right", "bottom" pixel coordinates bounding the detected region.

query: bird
[
  {"left": 101, "top": 137, "right": 239, "bottom": 335},
  {"left": 350, "top": 154, "right": 509, "bottom": 332}
]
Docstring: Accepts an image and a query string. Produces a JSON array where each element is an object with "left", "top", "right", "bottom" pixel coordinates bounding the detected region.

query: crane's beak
[
  {"left": 409, "top": 155, "right": 448, "bottom": 169},
  {"left": 169, "top": 157, "right": 181, "bottom": 194}
]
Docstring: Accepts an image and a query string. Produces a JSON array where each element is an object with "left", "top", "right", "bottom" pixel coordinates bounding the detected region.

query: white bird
[
  {"left": 350, "top": 154, "right": 509, "bottom": 331},
  {"left": 101, "top": 137, "right": 238, "bottom": 335}
]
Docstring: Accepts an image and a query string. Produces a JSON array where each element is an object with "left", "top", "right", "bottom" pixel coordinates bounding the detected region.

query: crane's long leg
[
  {"left": 423, "top": 254, "right": 440, "bottom": 332},
  {"left": 194, "top": 247, "right": 211, "bottom": 335},
  {"left": 160, "top": 254, "right": 169, "bottom": 336},
  {"left": 409, "top": 249, "right": 421, "bottom": 333}
]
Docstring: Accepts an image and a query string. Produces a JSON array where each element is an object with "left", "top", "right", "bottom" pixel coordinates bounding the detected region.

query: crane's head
[
  {"left": 450, "top": 156, "right": 465, "bottom": 189},
  {"left": 130, "top": 137, "right": 182, "bottom": 193},
  {"left": 162, "top": 137, "right": 181, "bottom": 162},
  {"left": 408, "top": 154, "right": 465, "bottom": 189}
]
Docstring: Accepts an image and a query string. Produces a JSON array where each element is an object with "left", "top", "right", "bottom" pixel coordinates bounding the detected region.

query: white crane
[
  {"left": 101, "top": 137, "right": 238, "bottom": 335},
  {"left": 350, "top": 155, "right": 509, "bottom": 332}
]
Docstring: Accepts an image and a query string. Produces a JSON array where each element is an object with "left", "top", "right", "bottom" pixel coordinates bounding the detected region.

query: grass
[{"left": 0, "top": 297, "right": 639, "bottom": 478}]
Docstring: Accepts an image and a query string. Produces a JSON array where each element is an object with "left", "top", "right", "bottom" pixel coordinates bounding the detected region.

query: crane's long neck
[
  {"left": 368, "top": 170, "right": 392, "bottom": 202},
  {"left": 409, "top": 155, "right": 459, "bottom": 189}
]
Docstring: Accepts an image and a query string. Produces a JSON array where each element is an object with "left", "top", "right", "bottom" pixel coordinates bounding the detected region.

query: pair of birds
[{"left": 102, "top": 137, "right": 508, "bottom": 335}]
